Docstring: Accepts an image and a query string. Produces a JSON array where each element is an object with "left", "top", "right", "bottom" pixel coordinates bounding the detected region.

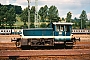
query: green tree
[
  {"left": 88, "top": 21, "right": 90, "bottom": 29},
  {"left": 38, "top": 7, "right": 44, "bottom": 22},
  {"left": 0, "top": 6, "right": 16, "bottom": 28},
  {"left": 0, "top": 4, "right": 22, "bottom": 14},
  {"left": 30, "top": 6, "right": 35, "bottom": 23},
  {"left": 40, "top": 23, "right": 47, "bottom": 28},
  {"left": 48, "top": 5, "right": 59, "bottom": 22},
  {"left": 20, "top": 8, "right": 28, "bottom": 28},
  {"left": 30, "top": 23, "right": 35, "bottom": 28},
  {"left": 79, "top": 10, "right": 88, "bottom": 29},
  {"left": 72, "top": 17, "right": 80, "bottom": 29},
  {"left": 38, "top": 5, "right": 48, "bottom": 22},
  {"left": 43, "top": 5, "right": 48, "bottom": 22},
  {"left": 0, "top": 6, "right": 8, "bottom": 28},
  {"left": 20, "top": 6, "right": 35, "bottom": 28},
  {"left": 6, "top": 7, "right": 16, "bottom": 28},
  {"left": 14, "top": 5, "right": 22, "bottom": 14},
  {"left": 66, "top": 12, "right": 72, "bottom": 22}
]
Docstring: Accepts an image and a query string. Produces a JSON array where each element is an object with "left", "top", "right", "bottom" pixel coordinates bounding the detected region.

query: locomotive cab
[
  {"left": 53, "top": 22, "right": 73, "bottom": 36},
  {"left": 53, "top": 22, "right": 73, "bottom": 42}
]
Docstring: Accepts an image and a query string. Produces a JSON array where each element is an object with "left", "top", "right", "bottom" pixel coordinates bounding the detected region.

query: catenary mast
[
  {"left": 27, "top": 0, "right": 30, "bottom": 29},
  {"left": 35, "top": 0, "right": 39, "bottom": 28}
]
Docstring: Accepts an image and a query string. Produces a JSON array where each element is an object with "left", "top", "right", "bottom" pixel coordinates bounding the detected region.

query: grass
[
  {"left": 15, "top": 21, "right": 24, "bottom": 26},
  {"left": 14, "top": 15, "right": 24, "bottom": 26}
]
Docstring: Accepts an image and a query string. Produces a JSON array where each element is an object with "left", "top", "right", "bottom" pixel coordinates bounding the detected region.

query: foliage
[
  {"left": 48, "top": 5, "right": 60, "bottom": 22},
  {"left": 66, "top": 12, "right": 72, "bottom": 22},
  {"left": 0, "top": 4, "right": 89, "bottom": 29},
  {"left": 30, "top": 23, "right": 35, "bottom": 28},
  {"left": 0, "top": 4, "right": 22, "bottom": 14},
  {"left": 0, "top": 6, "right": 7, "bottom": 28},
  {"left": 72, "top": 10, "right": 88, "bottom": 29},
  {"left": 14, "top": 5, "right": 22, "bottom": 14},
  {"left": 20, "top": 6, "right": 35, "bottom": 28},
  {"left": 20, "top": 8, "right": 28, "bottom": 26},
  {"left": 30, "top": 6, "right": 35, "bottom": 23},
  {"left": 38, "top": 5, "right": 48, "bottom": 22},
  {"left": 72, "top": 17, "right": 80, "bottom": 29},
  {"left": 20, "top": 5, "right": 60, "bottom": 28},
  {"left": 39, "top": 5, "right": 60, "bottom": 22},
  {"left": 40, "top": 23, "right": 47, "bottom": 28},
  {"left": 79, "top": 10, "right": 88, "bottom": 29},
  {"left": 0, "top": 6, "right": 16, "bottom": 28},
  {"left": 7, "top": 7, "right": 16, "bottom": 27}
]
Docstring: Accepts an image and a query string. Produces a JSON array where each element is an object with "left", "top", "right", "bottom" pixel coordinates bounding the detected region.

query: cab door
[{"left": 65, "top": 25, "right": 72, "bottom": 36}]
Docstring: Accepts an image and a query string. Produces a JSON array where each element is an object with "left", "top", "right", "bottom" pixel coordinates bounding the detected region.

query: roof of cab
[{"left": 53, "top": 22, "right": 73, "bottom": 25}]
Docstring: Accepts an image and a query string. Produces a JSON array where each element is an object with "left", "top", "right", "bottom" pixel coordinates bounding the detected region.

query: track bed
[{"left": 0, "top": 49, "right": 90, "bottom": 60}]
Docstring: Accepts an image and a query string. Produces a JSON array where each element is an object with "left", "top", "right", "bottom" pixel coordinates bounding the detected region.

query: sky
[{"left": 0, "top": 0, "right": 90, "bottom": 19}]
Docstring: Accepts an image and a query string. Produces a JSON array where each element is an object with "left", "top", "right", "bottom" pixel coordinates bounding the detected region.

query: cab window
[{"left": 56, "top": 25, "right": 64, "bottom": 31}]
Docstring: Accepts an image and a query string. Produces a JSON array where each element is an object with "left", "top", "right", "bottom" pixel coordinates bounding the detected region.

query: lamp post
[{"left": 27, "top": 0, "right": 30, "bottom": 29}]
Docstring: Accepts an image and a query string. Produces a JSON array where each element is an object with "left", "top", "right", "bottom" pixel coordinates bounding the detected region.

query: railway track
[
  {"left": 0, "top": 49, "right": 90, "bottom": 60},
  {"left": 0, "top": 43, "right": 20, "bottom": 50},
  {"left": 0, "top": 35, "right": 90, "bottom": 60},
  {"left": 0, "top": 55, "right": 90, "bottom": 60},
  {"left": 0, "top": 34, "right": 90, "bottom": 50},
  {"left": 0, "top": 42, "right": 90, "bottom": 50}
]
